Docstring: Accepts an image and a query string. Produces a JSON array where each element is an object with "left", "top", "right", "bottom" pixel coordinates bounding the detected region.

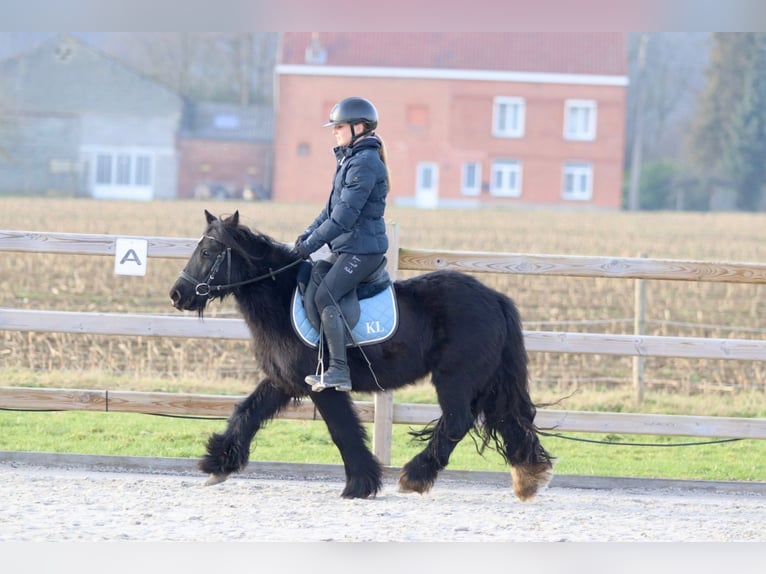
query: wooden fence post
[
  {"left": 633, "top": 253, "right": 647, "bottom": 404},
  {"left": 372, "top": 222, "right": 399, "bottom": 465}
]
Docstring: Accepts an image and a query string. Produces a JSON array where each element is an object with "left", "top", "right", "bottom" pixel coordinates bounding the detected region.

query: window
[
  {"left": 564, "top": 100, "right": 597, "bottom": 141},
  {"left": 135, "top": 156, "right": 152, "bottom": 186},
  {"left": 461, "top": 162, "right": 481, "bottom": 196},
  {"left": 89, "top": 148, "right": 155, "bottom": 200},
  {"left": 492, "top": 97, "right": 525, "bottom": 138},
  {"left": 116, "top": 154, "right": 132, "bottom": 185},
  {"left": 406, "top": 105, "right": 429, "bottom": 129},
  {"left": 92, "top": 151, "right": 154, "bottom": 187},
  {"left": 562, "top": 162, "right": 593, "bottom": 201},
  {"left": 213, "top": 114, "right": 240, "bottom": 129},
  {"left": 490, "top": 160, "right": 522, "bottom": 197},
  {"left": 95, "top": 154, "right": 112, "bottom": 185}
]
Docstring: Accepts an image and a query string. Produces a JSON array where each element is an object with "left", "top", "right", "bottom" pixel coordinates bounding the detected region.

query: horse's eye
[{"left": 201, "top": 249, "right": 212, "bottom": 258}]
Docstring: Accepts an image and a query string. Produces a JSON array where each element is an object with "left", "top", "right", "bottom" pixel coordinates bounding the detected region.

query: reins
[
  {"left": 178, "top": 234, "right": 302, "bottom": 298},
  {"left": 179, "top": 229, "right": 386, "bottom": 392}
]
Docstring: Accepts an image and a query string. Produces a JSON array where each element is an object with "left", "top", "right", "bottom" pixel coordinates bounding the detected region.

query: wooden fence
[{"left": 2, "top": 227, "right": 766, "bottom": 465}]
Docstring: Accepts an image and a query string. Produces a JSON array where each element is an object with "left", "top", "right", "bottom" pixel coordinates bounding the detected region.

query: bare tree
[
  {"left": 101, "top": 32, "right": 276, "bottom": 105},
  {"left": 625, "top": 33, "right": 710, "bottom": 166},
  {"left": 625, "top": 33, "right": 711, "bottom": 209},
  {"left": 0, "top": 80, "right": 12, "bottom": 162}
]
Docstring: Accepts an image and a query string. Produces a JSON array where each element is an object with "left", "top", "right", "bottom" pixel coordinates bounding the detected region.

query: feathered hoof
[
  {"left": 397, "top": 468, "right": 433, "bottom": 495},
  {"left": 340, "top": 475, "right": 381, "bottom": 499},
  {"left": 510, "top": 462, "right": 553, "bottom": 502},
  {"left": 205, "top": 473, "right": 230, "bottom": 486},
  {"left": 340, "top": 488, "right": 375, "bottom": 500}
]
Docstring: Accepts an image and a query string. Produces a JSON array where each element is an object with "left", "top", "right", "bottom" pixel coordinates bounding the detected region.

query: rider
[{"left": 290, "top": 96, "right": 390, "bottom": 392}]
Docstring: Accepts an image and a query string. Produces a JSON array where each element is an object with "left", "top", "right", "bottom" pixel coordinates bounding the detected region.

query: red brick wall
[
  {"left": 177, "top": 139, "right": 274, "bottom": 199},
  {"left": 273, "top": 74, "right": 626, "bottom": 208}
]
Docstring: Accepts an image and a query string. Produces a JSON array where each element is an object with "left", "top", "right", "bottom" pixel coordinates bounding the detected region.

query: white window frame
[
  {"left": 89, "top": 148, "right": 155, "bottom": 200},
  {"left": 461, "top": 161, "right": 482, "bottom": 196},
  {"left": 564, "top": 99, "right": 597, "bottom": 141},
  {"left": 492, "top": 96, "right": 525, "bottom": 138},
  {"left": 490, "top": 159, "right": 522, "bottom": 198},
  {"left": 562, "top": 162, "right": 593, "bottom": 201}
]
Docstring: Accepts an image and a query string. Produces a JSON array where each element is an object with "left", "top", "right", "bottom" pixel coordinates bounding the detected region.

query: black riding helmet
[{"left": 324, "top": 97, "right": 378, "bottom": 144}]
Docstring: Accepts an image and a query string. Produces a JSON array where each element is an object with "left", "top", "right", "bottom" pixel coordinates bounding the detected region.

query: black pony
[{"left": 169, "top": 210, "right": 553, "bottom": 501}]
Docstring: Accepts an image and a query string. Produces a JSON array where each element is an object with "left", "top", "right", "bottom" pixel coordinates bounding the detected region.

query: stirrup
[
  {"left": 304, "top": 372, "right": 352, "bottom": 392},
  {"left": 306, "top": 320, "right": 351, "bottom": 392}
]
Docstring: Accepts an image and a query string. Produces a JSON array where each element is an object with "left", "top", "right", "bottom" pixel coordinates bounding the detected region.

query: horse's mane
[{"left": 209, "top": 214, "right": 290, "bottom": 269}]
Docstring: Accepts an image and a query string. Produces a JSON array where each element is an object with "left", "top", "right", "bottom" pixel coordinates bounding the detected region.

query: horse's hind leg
[
  {"left": 502, "top": 425, "right": 554, "bottom": 501},
  {"left": 484, "top": 397, "right": 554, "bottom": 501},
  {"left": 310, "top": 390, "right": 382, "bottom": 499},
  {"left": 199, "top": 379, "right": 293, "bottom": 484},
  {"left": 398, "top": 385, "right": 476, "bottom": 495},
  {"left": 510, "top": 460, "right": 553, "bottom": 502}
]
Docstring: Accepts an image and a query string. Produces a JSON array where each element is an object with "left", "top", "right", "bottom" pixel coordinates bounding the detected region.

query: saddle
[{"left": 290, "top": 257, "right": 399, "bottom": 348}]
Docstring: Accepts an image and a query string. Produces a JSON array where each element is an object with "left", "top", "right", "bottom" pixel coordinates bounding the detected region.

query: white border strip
[{"left": 276, "top": 64, "right": 629, "bottom": 87}]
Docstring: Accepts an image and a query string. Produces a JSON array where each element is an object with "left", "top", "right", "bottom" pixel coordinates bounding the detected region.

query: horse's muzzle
[
  {"left": 169, "top": 281, "right": 202, "bottom": 311},
  {"left": 169, "top": 284, "right": 185, "bottom": 310}
]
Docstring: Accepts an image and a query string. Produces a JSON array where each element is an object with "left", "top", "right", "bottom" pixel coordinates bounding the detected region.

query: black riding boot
[{"left": 305, "top": 305, "right": 352, "bottom": 392}]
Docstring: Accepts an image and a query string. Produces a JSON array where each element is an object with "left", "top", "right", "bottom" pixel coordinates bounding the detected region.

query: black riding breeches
[{"left": 313, "top": 252, "right": 385, "bottom": 314}]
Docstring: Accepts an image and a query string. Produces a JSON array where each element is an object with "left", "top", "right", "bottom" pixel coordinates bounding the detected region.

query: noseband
[{"left": 178, "top": 234, "right": 301, "bottom": 298}]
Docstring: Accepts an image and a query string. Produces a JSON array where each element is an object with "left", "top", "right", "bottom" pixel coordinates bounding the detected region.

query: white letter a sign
[{"left": 114, "top": 238, "right": 148, "bottom": 276}]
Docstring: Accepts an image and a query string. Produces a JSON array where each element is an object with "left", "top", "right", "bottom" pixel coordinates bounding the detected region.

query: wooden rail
[
  {"left": 399, "top": 248, "right": 766, "bottom": 283},
  {"left": 0, "top": 229, "right": 197, "bottom": 258},
  {"left": 2, "top": 229, "right": 766, "bottom": 283},
  {"left": 2, "top": 229, "right": 765, "bottom": 465},
  {"left": 2, "top": 309, "right": 766, "bottom": 361},
  {"left": 3, "top": 386, "right": 765, "bottom": 440}
]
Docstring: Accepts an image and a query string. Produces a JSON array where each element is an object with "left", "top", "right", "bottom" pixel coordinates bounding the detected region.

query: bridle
[{"left": 177, "top": 234, "right": 302, "bottom": 298}]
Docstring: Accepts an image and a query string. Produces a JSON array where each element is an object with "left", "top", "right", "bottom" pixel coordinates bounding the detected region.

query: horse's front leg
[
  {"left": 200, "top": 379, "right": 293, "bottom": 485},
  {"left": 310, "top": 390, "right": 382, "bottom": 499}
]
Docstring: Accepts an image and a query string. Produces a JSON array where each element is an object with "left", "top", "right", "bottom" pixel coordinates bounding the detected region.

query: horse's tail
[{"left": 476, "top": 295, "right": 554, "bottom": 470}]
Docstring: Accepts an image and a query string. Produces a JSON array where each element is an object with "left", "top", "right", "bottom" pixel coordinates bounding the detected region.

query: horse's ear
[
  {"left": 231, "top": 210, "right": 240, "bottom": 227},
  {"left": 205, "top": 209, "right": 216, "bottom": 224}
]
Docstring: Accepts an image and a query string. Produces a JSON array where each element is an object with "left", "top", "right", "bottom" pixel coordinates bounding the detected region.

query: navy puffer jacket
[{"left": 301, "top": 135, "right": 389, "bottom": 255}]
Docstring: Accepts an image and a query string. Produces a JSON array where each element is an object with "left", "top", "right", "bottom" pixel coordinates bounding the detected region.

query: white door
[{"left": 415, "top": 162, "right": 439, "bottom": 208}]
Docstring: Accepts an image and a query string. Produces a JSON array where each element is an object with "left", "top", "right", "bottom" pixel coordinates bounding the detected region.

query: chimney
[{"left": 305, "top": 33, "right": 327, "bottom": 65}]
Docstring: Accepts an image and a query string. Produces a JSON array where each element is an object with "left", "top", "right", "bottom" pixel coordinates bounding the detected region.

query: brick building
[
  {"left": 177, "top": 102, "right": 274, "bottom": 200},
  {"left": 274, "top": 33, "right": 628, "bottom": 208}
]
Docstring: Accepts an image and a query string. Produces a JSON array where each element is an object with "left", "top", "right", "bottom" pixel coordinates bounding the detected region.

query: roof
[
  {"left": 179, "top": 101, "right": 274, "bottom": 142},
  {"left": 279, "top": 33, "right": 627, "bottom": 76},
  {"left": 0, "top": 34, "right": 182, "bottom": 115}
]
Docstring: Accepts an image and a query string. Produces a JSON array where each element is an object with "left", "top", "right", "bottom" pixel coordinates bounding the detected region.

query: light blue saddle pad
[{"left": 290, "top": 285, "right": 398, "bottom": 348}]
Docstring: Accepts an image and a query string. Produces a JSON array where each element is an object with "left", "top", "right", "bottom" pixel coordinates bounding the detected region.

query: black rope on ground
[
  {"left": 538, "top": 430, "right": 743, "bottom": 447},
  {"left": 146, "top": 413, "right": 227, "bottom": 421},
  {"left": 0, "top": 408, "right": 749, "bottom": 446}
]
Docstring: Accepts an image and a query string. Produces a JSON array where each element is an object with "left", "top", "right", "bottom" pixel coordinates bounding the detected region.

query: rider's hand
[{"left": 289, "top": 242, "right": 310, "bottom": 260}]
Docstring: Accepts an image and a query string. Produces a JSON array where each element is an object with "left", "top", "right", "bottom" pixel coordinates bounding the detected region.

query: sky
[{"left": 1, "top": 0, "right": 766, "bottom": 32}]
